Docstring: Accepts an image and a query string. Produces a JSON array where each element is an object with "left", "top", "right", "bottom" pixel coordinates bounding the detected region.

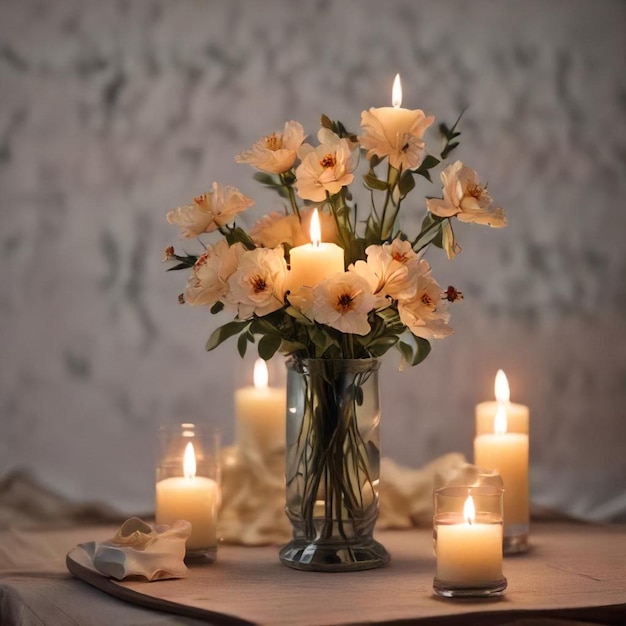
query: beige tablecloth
[{"left": 1, "top": 522, "right": 625, "bottom": 625}]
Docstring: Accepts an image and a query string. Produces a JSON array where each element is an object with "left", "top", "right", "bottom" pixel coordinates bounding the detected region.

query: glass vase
[{"left": 279, "top": 357, "right": 390, "bottom": 572}]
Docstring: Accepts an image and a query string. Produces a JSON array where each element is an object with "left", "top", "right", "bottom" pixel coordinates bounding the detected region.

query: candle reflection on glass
[{"left": 235, "top": 358, "right": 286, "bottom": 458}]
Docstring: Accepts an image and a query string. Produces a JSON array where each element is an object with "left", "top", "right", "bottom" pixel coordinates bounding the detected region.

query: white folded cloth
[{"left": 79, "top": 517, "right": 191, "bottom": 581}]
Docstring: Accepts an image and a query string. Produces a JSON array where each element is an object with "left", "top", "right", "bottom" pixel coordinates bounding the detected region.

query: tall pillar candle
[
  {"left": 235, "top": 358, "right": 286, "bottom": 459},
  {"left": 474, "top": 372, "right": 529, "bottom": 554}
]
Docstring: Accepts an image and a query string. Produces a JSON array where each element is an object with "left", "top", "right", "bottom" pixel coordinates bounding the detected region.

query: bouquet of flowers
[{"left": 164, "top": 75, "right": 505, "bottom": 367}]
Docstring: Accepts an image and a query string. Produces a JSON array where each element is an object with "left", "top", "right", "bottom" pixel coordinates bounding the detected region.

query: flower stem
[
  {"left": 380, "top": 165, "right": 399, "bottom": 241},
  {"left": 280, "top": 173, "right": 301, "bottom": 221},
  {"left": 326, "top": 192, "right": 352, "bottom": 254}
]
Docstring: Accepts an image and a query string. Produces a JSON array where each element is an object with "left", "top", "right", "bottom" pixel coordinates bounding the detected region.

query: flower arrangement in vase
[{"left": 164, "top": 74, "right": 506, "bottom": 571}]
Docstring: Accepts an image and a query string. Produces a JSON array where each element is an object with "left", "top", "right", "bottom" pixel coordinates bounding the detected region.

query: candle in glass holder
[
  {"left": 287, "top": 208, "right": 344, "bottom": 290},
  {"left": 156, "top": 425, "right": 220, "bottom": 561},
  {"left": 235, "top": 358, "right": 286, "bottom": 458},
  {"left": 433, "top": 487, "right": 506, "bottom": 597}
]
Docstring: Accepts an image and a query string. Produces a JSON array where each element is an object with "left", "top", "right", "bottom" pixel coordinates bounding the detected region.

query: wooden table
[{"left": 1, "top": 522, "right": 625, "bottom": 625}]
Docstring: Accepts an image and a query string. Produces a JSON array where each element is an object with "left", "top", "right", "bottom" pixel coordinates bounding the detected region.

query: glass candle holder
[
  {"left": 155, "top": 423, "right": 221, "bottom": 561},
  {"left": 433, "top": 485, "right": 507, "bottom": 598}
]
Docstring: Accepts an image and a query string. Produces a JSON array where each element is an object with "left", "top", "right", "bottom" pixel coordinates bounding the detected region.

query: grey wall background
[{"left": 1, "top": 0, "right": 625, "bottom": 521}]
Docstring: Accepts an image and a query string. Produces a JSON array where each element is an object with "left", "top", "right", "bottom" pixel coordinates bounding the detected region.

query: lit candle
[
  {"left": 474, "top": 400, "right": 530, "bottom": 539},
  {"left": 368, "top": 74, "right": 418, "bottom": 141},
  {"left": 435, "top": 495, "right": 504, "bottom": 586},
  {"left": 476, "top": 369, "right": 529, "bottom": 435},
  {"left": 155, "top": 442, "right": 219, "bottom": 551},
  {"left": 287, "top": 208, "right": 344, "bottom": 290},
  {"left": 235, "top": 358, "right": 286, "bottom": 458}
]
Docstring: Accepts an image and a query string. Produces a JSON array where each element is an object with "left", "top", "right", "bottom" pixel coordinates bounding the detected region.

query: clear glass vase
[{"left": 279, "top": 357, "right": 390, "bottom": 571}]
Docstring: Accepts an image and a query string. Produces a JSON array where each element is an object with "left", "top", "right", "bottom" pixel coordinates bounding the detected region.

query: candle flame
[
  {"left": 392, "top": 73, "right": 402, "bottom": 108},
  {"left": 494, "top": 369, "right": 510, "bottom": 403},
  {"left": 253, "top": 358, "right": 269, "bottom": 389},
  {"left": 464, "top": 495, "right": 476, "bottom": 525},
  {"left": 494, "top": 402, "right": 508, "bottom": 435},
  {"left": 183, "top": 441, "right": 196, "bottom": 479},
  {"left": 310, "top": 208, "right": 321, "bottom": 247}
]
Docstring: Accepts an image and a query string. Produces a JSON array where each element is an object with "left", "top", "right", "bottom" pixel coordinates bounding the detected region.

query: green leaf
[
  {"left": 363, "top": 171, "right": 389, "bottom": 191},
  {"left": 421, "top": 212, "right": 436, "bottom": 230},
  {"left": 415, "top": 168, "right": 433, "bottom": 183},
  {"left": 369, "top": 154, "right": 382, "bottom": 169},
  {"left": 441, "top": 141, "right": 459, "bottom": 160},
  {"left": 258, "top": 333, "right": 282, "bottom": 360},
  {"left": 279, "top": 339, "right": 307, "bottom": 354},
  {"left": 411, "top": 336, "right": 432, "bottom": 366},
  {"left": 166, "top": 262, "right": 194, "bottom": 272},
  {"left": 420, "top": 154, "right": 440, "bottom": 170},
  {"left": 321, "top": 114, "right": 333, "bottom": 130},
  {"left": 210, "top": 301, "right": 224, "bottom": 315},
  {"left": 253, "top": 172, "right": 279, "bottom": 187},
  {"left": 309, "top": 325, "right": 339, "bottom": 356},
  {"left": 397, "top": 341, "right": 414, "bottom": 365},
  {"left": 206, "top": 320, "right": 248, "bottom": 352},
  {"left": 237, "top": 332, "right": 249, "bottom": 358},
  {"left": 398, "top": 171, "right": 415, "bottom": 197},
  {"left": 285, "top": 306, "right": 312, "bottom": 324},
  {"left": 225, "top": 226, "right": 256, "bottom": 250}
]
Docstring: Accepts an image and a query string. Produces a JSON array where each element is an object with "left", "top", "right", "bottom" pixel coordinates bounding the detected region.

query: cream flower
[
  {"left": 250, "top": 212, "right": 302, "bottom": 249},
  {"left": 235, "top": 121, "right": 306, "bottom": 174},
  {"left": 167, "top": 182, "right": 254, "bottom": 238},
  {"left": 352, "top": 238, "right": 421, "bottom": 302},
  {"left": 250, "top": 208, "right": 338, "bottom": 249},
  {"left": 397, "top": 260, "right": 453, "bottom": 341},
  {"left": 295, "top": 129, "right": 356, "bottom": 202},
  {"left": 228, "top": 247, "right": 287, "bottom": 319},
  {"left": 360, "top": 107, "right": 435, "bottom": 171},
  {"left": 184, "top": 240, "right": 244, "bottom": 307},
  {"left": 426, "top": 161, "right": 507, "bottom": 228},
  {"left": 309, "top": 272, "right": 376, "bottom": 336}
]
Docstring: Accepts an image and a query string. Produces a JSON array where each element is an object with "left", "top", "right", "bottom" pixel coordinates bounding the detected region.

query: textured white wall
[{"left": 1, "top": 0, "right": 625, "bottom": 521}]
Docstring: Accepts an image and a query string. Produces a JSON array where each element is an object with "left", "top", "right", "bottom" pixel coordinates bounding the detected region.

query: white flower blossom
[
  {"left": 397, "top": 260, "right": 453, "bottom": 341},
  {"left": 295, "top": 129, "right": 356, "bottom": 202},
  {"left": 235, "top": 121, "right": 306, "bottom": 174},
  {"left": 184, "top": 240, "right": 244, "bottom": 307},
  {"left": 360, "top": 107, "right": 434, "bottom": 171},
  {"left": 167, "top": 182, "right": 254, "bottom": 238},
  {"left": 308, "top": 272, "right": 376, "bottom": 336},
  {"left": 351, "top": 238, "right": 421, "bottom": 302},
  {"left": 228, "top": 247, "right": 287, "bottom": 319},
  {"left": 426, "top": 161, "right": 507, "bottom": 228}
]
